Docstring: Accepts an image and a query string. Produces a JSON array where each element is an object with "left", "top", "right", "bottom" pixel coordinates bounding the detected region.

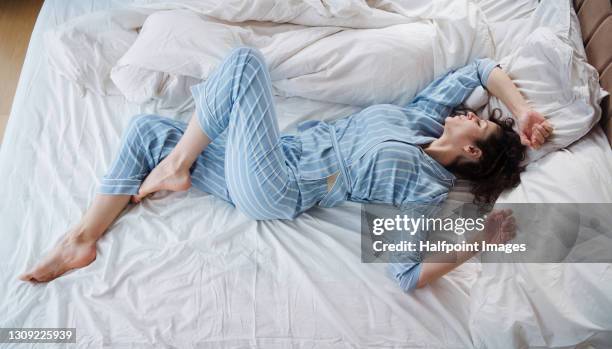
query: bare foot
[
  {"left": 19, "top": 231, "right": 97, "bottom": 283},
  {"left": 132, "top": 157, "right": 192, "bottom": 203}
]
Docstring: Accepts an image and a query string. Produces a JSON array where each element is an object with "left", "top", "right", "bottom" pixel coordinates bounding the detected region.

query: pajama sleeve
[
  {"left": 387, "top": 197, "right": 448, "bottom": 293},
  {"left": 388, "top": 261, "right": 423, "bottom": 292},
  {"left": 408, "top": 58, "right": 500, "bottom": 124}
]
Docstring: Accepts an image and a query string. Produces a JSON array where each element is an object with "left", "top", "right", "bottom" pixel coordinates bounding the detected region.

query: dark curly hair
[{"left": 446, "top": 108, "right": 526, "bottom": 205}]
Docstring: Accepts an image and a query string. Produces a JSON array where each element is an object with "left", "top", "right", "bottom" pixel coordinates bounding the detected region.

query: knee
[
  {"left": 229, "top": 46, "right": 266, "bottom": 69},
  {"left": 127, "top": 114, "right": 161, "bottom": 135},
  {"left": 124, "top": 114, "right": 163, "bottom": 146}
]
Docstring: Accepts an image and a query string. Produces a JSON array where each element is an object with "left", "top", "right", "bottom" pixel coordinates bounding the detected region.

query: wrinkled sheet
[
  {"left": 1, "top": 0, "right": 612, "bottom": 348},
  {"left": 471, "top": 126, "right": 612, "bottom": 349}
]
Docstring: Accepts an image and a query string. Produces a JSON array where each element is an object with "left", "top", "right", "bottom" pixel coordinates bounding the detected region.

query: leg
[
  {"left": 196, "top": 47, "right": 298, "bottom": 219},
  {"left": 220, "top": 48, "right": 300, "bottom": 219},
  {"left": 19, "top": 114, "right": 221, "bottom": 283},
  {"left": 134, "top": 47, "right": 299, "bottom": 219},
  {"left": 19, "top": 194, "right": 130, "bottom": 282}
]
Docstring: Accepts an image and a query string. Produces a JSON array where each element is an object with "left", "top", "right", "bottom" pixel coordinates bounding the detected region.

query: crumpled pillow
[
  {"left": 464, "top": 27, "right": 607, "bottom": 164},
  {"left": 44, "top": 8, "right": 151, "bottom": 96}
]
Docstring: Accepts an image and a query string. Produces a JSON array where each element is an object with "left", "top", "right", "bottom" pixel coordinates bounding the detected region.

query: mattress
[{"left": 0, "top": 0, "right": 610, "bottom": 348}]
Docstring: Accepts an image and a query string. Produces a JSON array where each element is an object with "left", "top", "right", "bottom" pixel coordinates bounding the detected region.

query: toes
[
  {"left": 19, "top": 271, "right": 45, "bottom": 283},
  {"left": 31, "top": 269, "right": 60, "bottom": 283},
  {"left": 18, "top": 273, "right": 33, "bottom": 282},
  {"left": 133, "top": 189, "right": 150, "bottom": 203},
  {"left": 135, "top": 186, "right": 151, "bottom": 202},
  {"left": 132, "top": 194, "right": 147, "bottom": 203}
]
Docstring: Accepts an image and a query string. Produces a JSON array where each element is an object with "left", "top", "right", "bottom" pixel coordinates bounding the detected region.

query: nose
[{"left": 467, "top": 112, "right": 482, "bottom": 123}]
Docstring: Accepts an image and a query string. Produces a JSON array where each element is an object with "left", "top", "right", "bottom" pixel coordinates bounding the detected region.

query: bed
[{"left": 0, "top": 0, "right": 611, "bottom": 348}]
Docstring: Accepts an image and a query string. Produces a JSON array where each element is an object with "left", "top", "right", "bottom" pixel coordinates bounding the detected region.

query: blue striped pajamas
[{"left": 99, "top": 46, "right": 498, "bottom": 292}]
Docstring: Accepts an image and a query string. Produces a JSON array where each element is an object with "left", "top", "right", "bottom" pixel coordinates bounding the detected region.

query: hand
[
  {"left": 517, "top": 109, "right": 553, "bottom": 149},
  {"left": 483, "top": 209, "right": 517, "bottom": 245}
]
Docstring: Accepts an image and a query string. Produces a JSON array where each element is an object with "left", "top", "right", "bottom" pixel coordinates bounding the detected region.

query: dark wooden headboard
[{"left": 573, "top": 0, "right": 612, "bottom": 146}]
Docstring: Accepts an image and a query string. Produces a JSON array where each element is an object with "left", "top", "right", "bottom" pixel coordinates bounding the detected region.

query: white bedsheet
[{"left": 0, "top": 0, "right": 611, "bottom": 348}]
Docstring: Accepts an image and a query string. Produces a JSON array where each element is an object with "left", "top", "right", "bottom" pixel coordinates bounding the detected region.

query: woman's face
[{"left": 443, "top": 111, "right": 501, "bottom": 160}]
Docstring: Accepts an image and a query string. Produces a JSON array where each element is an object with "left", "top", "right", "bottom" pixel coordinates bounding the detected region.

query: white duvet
[{"left": 47, "top": 0, "right": 494, "bottom": 113}]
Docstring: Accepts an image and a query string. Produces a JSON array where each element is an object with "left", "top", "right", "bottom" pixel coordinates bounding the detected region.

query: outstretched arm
[
  {"left": 391, "top": 209, "right": 517, "bottom": 291},
  {"left": 486, "top": 68, "right": 553, "bottom": 149},
  {"left": 415, "top": 209, "right": 516, "bottom": 289}
]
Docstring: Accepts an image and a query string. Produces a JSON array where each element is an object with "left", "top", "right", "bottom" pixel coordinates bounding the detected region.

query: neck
[{"left": 423, "top": 137, "right": 458, "bottom": 167}]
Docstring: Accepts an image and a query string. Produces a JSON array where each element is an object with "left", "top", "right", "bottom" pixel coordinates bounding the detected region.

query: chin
[{"left": 444, "top": 117, "right": 457, "bottom": 131}]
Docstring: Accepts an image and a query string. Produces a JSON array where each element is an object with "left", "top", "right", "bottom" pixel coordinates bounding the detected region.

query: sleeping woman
[{"left": 20, "top": 47, "right": 553, "bottom": 290}]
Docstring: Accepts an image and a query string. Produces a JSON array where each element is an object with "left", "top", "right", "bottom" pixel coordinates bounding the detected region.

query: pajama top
[{"left": 296, "top": 58, "right": 499, "bottom": 210}]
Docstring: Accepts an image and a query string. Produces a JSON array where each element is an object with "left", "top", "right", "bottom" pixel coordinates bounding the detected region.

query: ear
[{"left": 462, "top": 144, "right": 482, "bottom": 161}]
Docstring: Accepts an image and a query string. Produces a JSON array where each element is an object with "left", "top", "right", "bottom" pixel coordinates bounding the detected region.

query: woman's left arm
[
  {"left": 415, "top": 209, "right": 517, "bottom": 289},
  {"left": 485, "top": 68, "right": 553, "bottom": 149}
]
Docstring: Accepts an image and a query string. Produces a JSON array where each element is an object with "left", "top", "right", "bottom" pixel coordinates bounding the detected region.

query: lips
[{"left": 458, "top": 113, "right": 476, "bottom": 122}]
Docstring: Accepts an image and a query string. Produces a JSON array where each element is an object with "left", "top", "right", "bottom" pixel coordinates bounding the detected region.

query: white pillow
[
  {"left": 45, "top": 9, "right": 150, "bottom": 96},
  {"left": 467, "top": 28, "right": 606, "bottom": 164},
  {"left": 110, "top": 10, "right": 235, "bottom": 113}
]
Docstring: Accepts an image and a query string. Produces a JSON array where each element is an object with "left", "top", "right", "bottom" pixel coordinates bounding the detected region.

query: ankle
[
  {"left": 165, "top": 151, "right": 194, "bottom": 172},
  {"left": 69, "top": 224, "right": 99, "bottom": 244}
]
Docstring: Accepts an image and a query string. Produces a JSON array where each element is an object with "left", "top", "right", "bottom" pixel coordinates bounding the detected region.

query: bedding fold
[{"left": 45, "top": 0, "right": 495, "bottom": 112}]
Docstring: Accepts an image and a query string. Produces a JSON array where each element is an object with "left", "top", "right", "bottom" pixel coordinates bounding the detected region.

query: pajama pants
[{"left": 99, "top": 47, "right": 328, "bottom": 220}]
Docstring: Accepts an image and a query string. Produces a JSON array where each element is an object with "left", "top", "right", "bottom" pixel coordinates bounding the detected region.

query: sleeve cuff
[
  {"left": 388, "top": 262, "right": 423, "bottom": 293},
  {"left": 98, "top": 178, "right": 142, "bottom": 195},
  {"left": 478, "top": 58, "right": 500, "bottom": 89}
]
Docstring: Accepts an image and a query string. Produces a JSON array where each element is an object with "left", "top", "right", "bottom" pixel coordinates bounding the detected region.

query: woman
[{"left": 20, "top": 47, "right": 552, "bottom": 290}]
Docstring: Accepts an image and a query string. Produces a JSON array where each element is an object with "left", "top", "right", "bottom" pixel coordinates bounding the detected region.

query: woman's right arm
[{"left": 408, "top": 58, "right": 499, "bottom": 123}]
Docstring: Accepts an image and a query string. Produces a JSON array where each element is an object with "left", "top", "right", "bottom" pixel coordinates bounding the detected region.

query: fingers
[
  {"left": 501, "top": 212, "right": 517, "bottom": 239},
  {"left": 499, "top": 223, "right": 517, "bottom": 243},
  {"left": 531, "top": 126, "right": 545, "bottom": 148},
  {"left": 489, "top": 208, "right": 513, "bottom": 218},
  {"left": 519, "top": 132, "right": 532, "bottom": 147},
  {"left": 518, "top": 110, "right": 553, "bottom": 149},
  {"left": 488, "top": 210, "right": 503, "bottom": 221},
  {"left": 501, "top": 229, "right": 516, "bottom": 243},
  {"left": 495, "top": 208, "right": 513, "bottom": 218},
  {"left": 541, "top": 120, "right": 554, "bottom": 134},
  {"left": 501, "top": 216, "right": 516, "bottom": 232},
  {"left": 536, "top": 124, "right": 551, "bottom": 138},
  {"left": 530, "top": 122, "right": 554, "bottom": 149},
  {"left": 484, "top": 209, "right": 518, "bottom": 244}
]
